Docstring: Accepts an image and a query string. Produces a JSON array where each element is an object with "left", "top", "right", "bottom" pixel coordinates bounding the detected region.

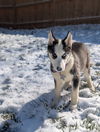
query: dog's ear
[
  {"left": 63, "top": 32, "right": 72, "bottom": 47},
  {"left": 48, "top": 30, "right": 56, "bottom": 45}
]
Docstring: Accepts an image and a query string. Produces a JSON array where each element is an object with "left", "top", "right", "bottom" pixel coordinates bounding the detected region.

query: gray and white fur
[{"left": 48, "top": 31, "right": 95, "bottom": 110}]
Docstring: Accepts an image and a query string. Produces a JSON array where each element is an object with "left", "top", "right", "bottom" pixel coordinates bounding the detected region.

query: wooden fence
[{"left": 0, "top": 0, "right": 100, "bottom": 28}]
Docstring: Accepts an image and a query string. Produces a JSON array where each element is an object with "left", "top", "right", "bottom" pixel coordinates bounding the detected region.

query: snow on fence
[{"left": 0, "top": 0, "right": 100, "bottom": 28}]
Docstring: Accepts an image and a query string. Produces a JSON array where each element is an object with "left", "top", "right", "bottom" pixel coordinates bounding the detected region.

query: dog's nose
[{"left": 57, "top": 67, "right": 62, "bottom": 71}]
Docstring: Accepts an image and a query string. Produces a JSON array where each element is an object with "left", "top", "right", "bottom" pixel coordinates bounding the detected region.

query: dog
[{"left": 48, "top": 31, "right": 95, "bottom": 110}]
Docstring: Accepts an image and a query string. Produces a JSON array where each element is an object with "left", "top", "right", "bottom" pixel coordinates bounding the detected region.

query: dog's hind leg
[
  {"left": 84, "top": 69, "right": 95, "bottom": 92},
  {"left": 84, "top": 53, "right": 95, "bottom": 92}
]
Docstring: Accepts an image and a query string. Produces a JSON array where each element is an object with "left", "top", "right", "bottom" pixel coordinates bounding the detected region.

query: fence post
[
  {"left": 52, "top": 0, "right": 56, "bottom": 26},
  {"left": 12, "top": 0, "right": 16, "bottom": 28}
]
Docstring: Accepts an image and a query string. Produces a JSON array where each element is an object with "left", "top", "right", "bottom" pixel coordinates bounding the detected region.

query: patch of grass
[
  {"left": 0, "top": 121, "right": 10, "bottom": 132},
  {"left": 82, "top": 117, "right": 100, "bottom": 131},
  {"left": 52, "top": 115, "right": 100, "bottom": 132},
  {"left": 95, "top": 63, "right": 100, "bottom": 67},
  {"left": 95, "top": 71, "right": 100, "bottom": 76},
  {"left": 52, "top": 117, "right": 79, "bottom": 132},
  {"left": 0, "top": 112, "right": 20, "bottom": 132},
  {"left": 51, "top": 116, "right": 64, "bottom": 123},
  {"left": 57, "top": 119, "right": 67, "bottom": 131},
  {"left": 68, "top": 123, "right": 78, "bottom": 131},
  {"left": 1, "top": 112, "right": 18, "bottom": 123}
]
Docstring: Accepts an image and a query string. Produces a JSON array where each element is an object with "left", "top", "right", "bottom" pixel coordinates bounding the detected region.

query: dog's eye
[
  {"left": 62, "top": 53, "right": 66, "bottom": 59},
  {"left": 52, "top": 53, "right": 57, "bottom": 59},
  {"left": 65, "top": 46, "right": 71, "bottom": 53}
]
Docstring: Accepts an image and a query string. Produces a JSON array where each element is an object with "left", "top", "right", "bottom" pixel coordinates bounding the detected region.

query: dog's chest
[
  {"left": 52, "top": 70, "right": 73, "bottom": 83},
  {"left": 60, "top": 71, "right": 73, "bottom": 82}
]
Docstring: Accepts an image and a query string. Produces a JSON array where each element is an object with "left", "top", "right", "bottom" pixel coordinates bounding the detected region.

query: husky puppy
[{"left": 48, "top": 31, "right": 95, "bottom": 110}]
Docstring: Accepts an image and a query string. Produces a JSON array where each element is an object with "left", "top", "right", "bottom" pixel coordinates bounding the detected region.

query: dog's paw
[
  {"left": 69, "top": 104, "right": 77, "bottom": 111},
  {"left": 91, "top": 87, "right": 96, "bottom": 93}
]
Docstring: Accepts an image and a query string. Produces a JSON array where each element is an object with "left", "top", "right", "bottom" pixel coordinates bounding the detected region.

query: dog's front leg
[
  {"left": 52, "top": 79, "right": 64, "bottom": 107},
  {"left": 71, "top": 75, "right": 80, "bottom": 110}
]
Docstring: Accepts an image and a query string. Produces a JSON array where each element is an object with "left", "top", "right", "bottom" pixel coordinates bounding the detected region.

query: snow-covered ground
[{"left": 0, "top": 24, "right": 100, "bottom": 132}]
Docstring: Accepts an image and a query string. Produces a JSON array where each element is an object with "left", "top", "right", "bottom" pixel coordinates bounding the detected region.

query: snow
[{"left": 0, "top": 24, "right": 100, "bottom": 132}]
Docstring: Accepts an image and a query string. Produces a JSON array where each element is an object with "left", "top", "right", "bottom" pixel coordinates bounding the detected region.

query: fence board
[
  {"left": 16, "top": 1, "right": 52, "bottom": 24},
  {"left": 16, "top": 0, "right": 51, "bottom": 7},
  {"left": 0, "top": 0, "right": 100, "bottom": 28},
  {"left": 0, "top": 8, "right": 14, "bottom": 23}
]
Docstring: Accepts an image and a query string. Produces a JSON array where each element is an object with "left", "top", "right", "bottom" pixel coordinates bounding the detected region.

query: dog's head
[{"left": 48, "top": 31, "right": 73, "bottom": 72}]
